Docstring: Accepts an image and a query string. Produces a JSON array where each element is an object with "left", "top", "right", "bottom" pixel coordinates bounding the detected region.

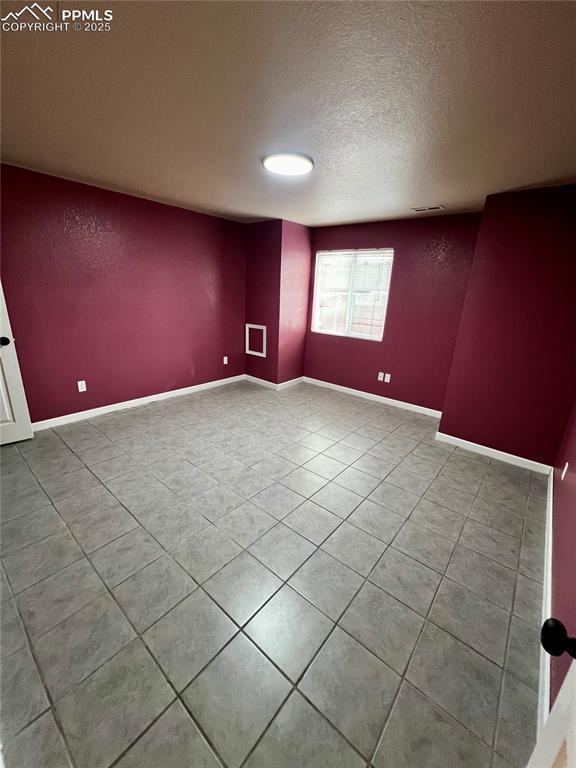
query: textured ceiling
[{"left": 2, "top": 0, "right": 576, "bottom": 225}]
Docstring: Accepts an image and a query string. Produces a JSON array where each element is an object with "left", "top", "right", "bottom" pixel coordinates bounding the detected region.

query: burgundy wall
[
  {"left": 551, "top": 400, "right": 576, "bottom": 704},
  {"left": 440, "top": 186, "right": 576, "bottom": 465},
  {"left": 244, "top": 220, "right": 282, "bottom": 383},
  {"left": 0, "top": 166, "right": 246, "bottom": 422},
  {"left": 304, "top": 214, "right": 481, "bottom": 411},
  {"left": 278, "top": 221, "right": 312, "bottom": 384}
]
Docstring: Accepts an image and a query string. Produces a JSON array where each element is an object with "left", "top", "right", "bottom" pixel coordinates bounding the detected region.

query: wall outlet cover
[
  {"left": 223, "top": 356, "right": 229, "bottom": 365},
  {"left": 77, "top": 380, "right": 87, "bottom": 392},
  {"left": 377, "top": 372, "right": 384, "bottom": 381},
  {"left": 384, "top": 373, "right": 391, "bottom": 383}
]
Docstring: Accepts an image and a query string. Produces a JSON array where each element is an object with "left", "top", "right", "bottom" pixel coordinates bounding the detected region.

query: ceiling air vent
[{"left": 410, "top": 205, "right": 445, "bottom": 212}]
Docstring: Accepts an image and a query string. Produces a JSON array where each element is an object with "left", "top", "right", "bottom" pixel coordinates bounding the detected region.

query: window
[{"left": 311, "top": 249, "right": 394, "bottom": 341}]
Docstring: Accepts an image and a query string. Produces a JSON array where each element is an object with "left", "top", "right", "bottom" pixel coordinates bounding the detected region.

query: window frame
[{"left": 310, "top": 248, "right": 394, "bottom": 342}]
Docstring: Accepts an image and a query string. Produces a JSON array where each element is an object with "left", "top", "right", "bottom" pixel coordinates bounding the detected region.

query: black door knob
[
  {"left": 0, "top": 337, "right": 10, "bottom": 347},
  {"left": 541, "top": 618, "right": 576, "bottom": 659}
]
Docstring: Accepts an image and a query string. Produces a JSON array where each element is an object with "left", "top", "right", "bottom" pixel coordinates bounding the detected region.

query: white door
[
  {"left": 527, "top": 662, "right": 575, "bottom": 768},
  {"left": 0, "top": 281, "right": 33, "bottom": 444}
]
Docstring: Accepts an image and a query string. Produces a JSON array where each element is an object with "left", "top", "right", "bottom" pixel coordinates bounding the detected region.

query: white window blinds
[{"left": 311, "top": 249, "right": 394, "bottom": 341}]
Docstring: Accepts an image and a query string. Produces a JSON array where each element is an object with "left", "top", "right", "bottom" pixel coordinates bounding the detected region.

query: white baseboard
[
  {"left": 244, "top": 375, "right": 277, "bottom": 390},
  {"left": 302, "top": 377, "right": 442, "bottom": 418},
  {"left": 538, "top": 471, "right": 553, "bottom": 737},
  {"left": 244, "top": 375, "right": 304, "bottom": 391},
  {"left": 277, "top": 377, "right": 304, "bottom": 390},
  {"left": 435, "top": 431, "right": 552, "bottom": 474},
  {"left": 32, "top": 375, "right": 246, "bottom": 431}
]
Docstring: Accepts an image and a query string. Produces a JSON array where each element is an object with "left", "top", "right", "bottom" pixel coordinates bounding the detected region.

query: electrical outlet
[
  {"left": 384, "top": 373, "right": 391, "bottom": 383},
  {"left": 377, "top": 372, "right": 384, "bottom": 382},
  {"left": 77, "top": 380, "right": 87, "bottom": 393},
  {"left": 561, "top": 462, "right": 569, "bottom": 480},
  {"left": 223, "top": 356, "right": 229, "bottom": 365}
]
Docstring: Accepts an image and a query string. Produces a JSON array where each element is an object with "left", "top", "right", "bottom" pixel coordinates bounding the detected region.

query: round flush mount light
[{"left": 262, "top": 153, "right": 314, "bottom": 177}]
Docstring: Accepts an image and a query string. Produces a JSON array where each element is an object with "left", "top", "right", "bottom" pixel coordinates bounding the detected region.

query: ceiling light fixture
[{"left": 262, "top": 153, "right": 314, "bottom": 177}]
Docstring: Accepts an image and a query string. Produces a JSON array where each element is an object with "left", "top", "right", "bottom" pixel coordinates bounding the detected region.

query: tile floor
[{"left": 0, "top": 381, "right": 545, "bottom": 768}]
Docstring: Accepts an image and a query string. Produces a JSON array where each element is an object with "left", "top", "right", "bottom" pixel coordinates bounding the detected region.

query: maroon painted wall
[
  {"left": 244, "top": 220, "right": 282, "bottom": 384},
  {"left": 0, "top": 166, "right": 246, "bottom": 422},
  {"left": 278, "top": 221, "right": 312, "bottom": 384},
  {"left": 304, "top": 214, "right": 481, "bottom": 411},
  {"left": 440, "top": 186, "right": 576, "bottom": 465},
  {"left": 551, "top": 400, "right": 576, "bottom": 704}
]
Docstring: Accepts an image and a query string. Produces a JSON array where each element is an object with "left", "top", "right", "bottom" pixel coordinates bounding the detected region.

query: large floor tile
[
  {"left": 216, "top": 501, "right": 276, "bottom": 547},
  {"left": 89, "top": 454, "right": 140, "bottom": 481},
  {"left": 368, "top": 482, "right": 420, "bottom": 517},
  {"left": 89, "top": 527, "right": 163, "bottom": 587},
  {"left": 321, "top": 521, "right": 386, "bottom": 575},
  {"left": 172, "top": 524, "right": 242, "bottom": 583},
  {"left": 225, "top": 469, "right": 274, "bottom": 499},
  {"left": 461, "top": 520, "right": 520, "bottom": 569},
  {"left": 469, "top": 497, "right": 524, "bottom": 539},
  {"left": 115, "top": 700, "right": 221, "bottom": 768},
  {"left": 446, "top": 545, "right": 516, "bottom": 611},
  {"left": 192, "top": 483, "right": 244, "bottom": 522},
  {"left": 373, "top": 682, "right": 491, "bottom": 768},
  {"left": 323, "top": 442, "right": 363, "bottom": 466},
  {"left": 300, "top": 627, "right": 399, "bottom": 758},
  {"left": 0, "top": 644, "right": 49, "bottom": 739},
  {"left": 281, "top": 466, "right": 329, "bottom": 497},
  {"left": 3, "top": 531, "right": 83, "bottom": 593},
  {"left": 1, "top": 474, "right": 51, "bottom": 522},
  {"left": 513, "top": 574, "right": 542, "bottom": 623},
  {"left": 248, "top": 523, "right": 315, "bottom": 579},
  {"left": 244, "top": 691, "right": 365, "bottom": 768},
  {"left": 398, "top": 453, "right": 443, "bottom": 481},
  {"left": 303, "top": 454, "right": 347, "bottom": 480},
  {"left": 392, "top": 520, "right": 455, "bottom": 573},
  {"left": 143, "top": 590, "right": 236, "bottom": 690},
  {"left": 505, "top": 615, "right": 540, "bottom": 690},
  {"left": 105, "top": 470, "right": 178, "bottom": 515},
  {"left": 251, "top": 482, "right": 306, "bottom": 520},
  {"left": 283, "top": 500, "right": 341, "bottom": 545},
  {"left": 334, "top": 466, "right": 380, "bottom": 496},
  {"left": 385, "top": 465, "right": 431, "bottom": 496},
  {"left": 113, "top": 555, "right": 196, "bottom": 632},
  {"left": 369, "top": 547, "right": 441, "bottom": 616},
  {"left": 289, "top": 549, "right": 363, "bottom": 620},
  {"left": 310, "top": 482, "right": 364, "bottom": 518},
  {"left": 340, "top": 582, "right": 423, "bottom": 673},
  {"left": 495, "top": 672, "right": 538, "bottom": 768},
  {"left": 184, "top": 634, "right": 291, "bottom": 768},
  {"left": 1, "top": 598, "right": 26, "bottom": 658},
  {"left": 276, "top": 442, "right": 319, "bottom": 466},
  {"left": 347, "top": 499, "right": 404, "bottom": 543},
  {"left": 204, "top": 551, "right": 282, "bottom": 625},
  {"left": 1, "top": 710, "right": 73, "bottom": 768},
  {"left": 407, "top": 622, "right": 501, "bottom": 744},
  {"left": 34, "top": 593, "right": 135, "bottom": 699},
  {"left": 56, "top": 639, "right": 174, "bottom": 768},
  {"left": 39, "top": 468, "right": 102, "bottom": 503},
  {"left": 351, "top": 453, "right": 395, "bottom": 480},
  {"left": 134, "top": 499, "right": 209, "bottom": 552},
  {"left": 410, "top": 498, "right": 465, "bottom": 541},
  {"left": 423, "top": 480, "right": 475, "bottom": 515},
  {"left": 16, "top": 557, "right": 105, "bottom": 638},
  {"left": 245, "top": 585, "right": 333, "bottom": 681},
  {"left": 0, "top": 506, "right": 65, "bottom": 555},
  {"left": 429, "top": 579, "right": 509, "bottom": 664}
]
